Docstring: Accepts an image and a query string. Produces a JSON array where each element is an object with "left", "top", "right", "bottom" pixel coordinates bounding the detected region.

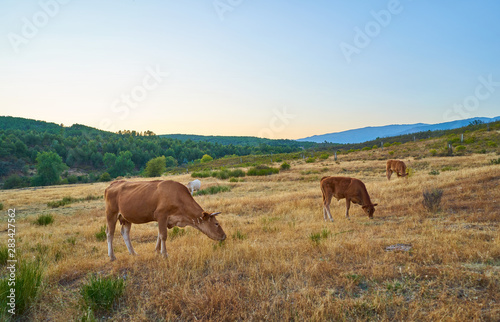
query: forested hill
[
  {"left": 161, "top": 134, "right": 316, "bottom": 148},
  {"left": 0, "top": 116, "right": 310, "bottom": 187}
]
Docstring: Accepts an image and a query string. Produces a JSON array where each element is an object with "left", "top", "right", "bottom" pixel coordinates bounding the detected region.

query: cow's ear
[
  {"left": 372, "top": 203, "right": 378, "bottom": 207},
  {"left": 202, "top": 212, "right": 211, "bottom": 219}
]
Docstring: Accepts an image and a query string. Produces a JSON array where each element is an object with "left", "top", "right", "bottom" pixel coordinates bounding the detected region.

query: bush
[
  {"left": 361, "top": 146, "right": 371, "bottom": 151},
  {"left": 95, "top": 226, "right": 107, "bottom": 242},
  {"left": 429, "top": 149, "right": 437, "bottom": 156},
  {"left": 0, "top": 203, "right": 3, "bottom": 210},
  {"left": 388, "top": 151, "right": 395, "bottom": 156},
  {"left": 229, "top": 177, "right": 238, "bottom": 183},
  {"left": 144, "top": 156, "right": 167, "bottom": 177},
  {"left": 309, "top": 233, "right": 321, "bottom": 245},
  {"left": 247, "top": 165, "right": 279, "bottom": 176},
  {"left": 35, "top": 214, "right": 54, "bottom": 226},
  {"left": 80, "top": 274, "right": 125, "bottom": 312},
  {"left": 3, "top": 174, "right": 29, "bottom": 189},
  {"left": 423, "top": 188, "right": 443, "bottom": 213},
  {"left": 228, "top": 169, "right": 245, "bottom": 177},
  {"left": 280, "top": 162, "right": 291, "bottom": 170},
  {"left": 99, "top": 172, "right": 112, "bottom": 182},
  {"left": 305, "top": 157, "right": 316, "bottom": 163},
  {"left": 319, "top": 153, "right": 329, "bottom": 160},
  {"left": 195, "top": 185, "right": 231, "bottom": 196},
  {"left": 372, "top": 145, "right": 378, "bottom": 149},
  {"left": 212, "top": 170, "right": 229, "bottom": 180},
  {"left": 200, "top": 154, "right": 213, "bottom": 163},
  {"left": 47, "top": 196, "right": 75, "bottom": 208},
  {"left": 455, "top": 145, "right": 466, "bottom": 152},
  {"left": 67, "top": 175, "right": 78, "bottom": 184},
  {"left": 191, "top": 171, "right": 212, "bottom": 178},
  {"left": 0, "top": 260, "right": 43, "bottom": 316}
]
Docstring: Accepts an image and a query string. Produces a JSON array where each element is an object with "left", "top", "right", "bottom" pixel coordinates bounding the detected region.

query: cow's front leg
[
  {"left": 345, "top": 199, "right": 351, "bottom": 219},
  {"left": 157, "top": 220, "right": 168, "bottom": 258}
]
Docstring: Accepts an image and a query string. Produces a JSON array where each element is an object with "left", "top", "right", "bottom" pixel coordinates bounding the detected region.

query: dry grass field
[{"left": 1, "top": 153, "right": 500, "bottom": 321}]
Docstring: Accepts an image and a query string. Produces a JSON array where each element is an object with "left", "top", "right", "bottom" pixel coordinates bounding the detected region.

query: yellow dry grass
[{"left": 1, "top": 153, "right": 499, "bottom": 320}]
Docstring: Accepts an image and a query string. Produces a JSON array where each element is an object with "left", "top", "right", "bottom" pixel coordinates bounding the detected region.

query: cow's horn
[{"left": 210, "top": 212, "right": 221, "bottom": 216}]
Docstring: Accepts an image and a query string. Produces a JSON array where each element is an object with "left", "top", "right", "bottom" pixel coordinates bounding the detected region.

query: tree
[
  {"left": 165, "top": 156, "right": 178, "bottom": 167},
  {"left": 32, "top": 151, "right": 67, "bottom": 186},
  {"left": 144, "top": 156, "right": 166, "bottom": 177},
  {"left": 200, "top": 154, "right": 213, "bottom": 163},
  {"left": 113, "top": 151, "right": 135, "bottom": 177}
]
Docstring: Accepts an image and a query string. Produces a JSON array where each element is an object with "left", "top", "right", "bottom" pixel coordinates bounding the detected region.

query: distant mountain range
[{"left": 297, "top": 116, "right": 500, "bottom": 144}]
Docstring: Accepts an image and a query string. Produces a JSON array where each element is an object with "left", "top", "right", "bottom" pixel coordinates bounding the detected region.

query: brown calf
[
  {"left": 386, "top": 159, "right": 408, "bottom": 180},
  {"left": 320, "top": 176, "right": 377, "bottom": 221}
]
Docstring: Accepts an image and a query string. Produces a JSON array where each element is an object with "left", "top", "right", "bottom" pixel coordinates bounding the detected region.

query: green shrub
[
  {"left": 144, "top": 156, "right": 166, "bottom": 177},
  {"left": 388, "top": 151, "right": 395, "bottom": 156},
  {"left": 80, "top": 274, "right": 125, "bottom": 312},
  {"left": 99, "top": 172, "right": 112, "bottom": 182},
  {"left": 200, "top": 154, "right": 213, "bottom": 163},
  {"left": 195, "top": 185, "right": 231, "bottom": 196},
  {"left": 0, "top": 203, "right": 3, "bottom": 210},
  {"left": 305, "top": 157, "right": 316, "bottom": 163},
  {"left": 191, "top": 171, "right": 212, "bottom": 178},
  {"left": 47, "top": 196, "right": 74, "bottom": 208},
  {"left": 361, "top": 146, "right": 371, "bottom": 151},
  {"left": 429, "top": 149, "right": 437, "bottom": 156},
  {"left": 35, "top": 214, "right": 54, "bottom": 226},
  {"left": 228, "top": 169, "right": 245, "bottom": 177},
  {"left": 280, "top": 162, "right": 291, "bottom": 170},
  {"left": 0, "top": 260, "right": 43, "bottom": 316},
  {"left": 67, "top": 175, "right": 78, "bottom": 184},
  {"left": 455, "top": 145, "right": 466, "bottom": 152},
  {"left": 319, "top": 153, "right": 329, "bottom": 160},
  {"left": 95, "top": 226, "right": 107, "bottom": 242},
  {"left": 429, "top": 169, "right": 440, "bottom": 176},
  {"left": 372, "top": 145, "right": 378, "bottom": 149},
  {"left": 383, "top": 142, "right": 392, "bottom": 148},
  {"left": 211, "top": 170, "right": 228, "bottom": 180},
  {"left": 229, "top": 177, "right": 238, "bottom": 183},
  {"left": 247, "top": 165, "right": 279, "bottom": 176},
  {"left": 3, "top": 174, "right": 29, "bottom": 189},
  {"left": 487, "top": 141, "right": 498, "bottom": 147}
]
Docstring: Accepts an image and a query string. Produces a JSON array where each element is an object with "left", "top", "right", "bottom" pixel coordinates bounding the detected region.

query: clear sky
[{"left": 1, "top": 0, "right": 500, "bottom": 139}]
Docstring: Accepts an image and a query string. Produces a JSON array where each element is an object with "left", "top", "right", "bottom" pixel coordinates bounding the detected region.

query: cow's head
[
  {"left": 196, "top": 212, "right": 226, "bottom": 241},
  {"left": 362, "top": 203, "right": 378, "bottom": 218}
]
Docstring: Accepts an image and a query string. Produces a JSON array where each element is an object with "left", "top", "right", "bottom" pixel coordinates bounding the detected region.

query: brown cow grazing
[
  {"left": 386, "top": 159, "right": 408, "bottom": 180},
  {"left": 105, "top": 180, "right": 226, "bottom": 261},
  {"left": 320, "top": 176, "right": 378, "bottom": 221}
]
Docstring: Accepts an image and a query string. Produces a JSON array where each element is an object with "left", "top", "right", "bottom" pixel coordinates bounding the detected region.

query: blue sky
[{"left": 1, "top": 0, "right": 500, "bottom": 139}]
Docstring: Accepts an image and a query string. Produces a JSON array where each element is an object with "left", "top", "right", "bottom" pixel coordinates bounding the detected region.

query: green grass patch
[
  {"left": 0, "top": 260, "right": 43, "bottom": 317},
  {"left": 80, "top": 274, "right": 125, "bottom": 313},
  {"left": 232, "top": 230, "right": 247, "bottom": 240},
  {"left": 195, "top": 185, "right": 231, "bottom": 196},
  {"left": 47, "top": 195, "right": 102, "bottom": 208},
  {"left": 0, "top": 245, "right": 8, "bottom": 266},
  {"left": 169, "top": 227, "right": 186, "bottom": 240},
  {"left": 34, "top": 214, "right": 54, "bottom": 226},
  {"left": 95, "top": 226, "right": 107, "bottom": 242}
]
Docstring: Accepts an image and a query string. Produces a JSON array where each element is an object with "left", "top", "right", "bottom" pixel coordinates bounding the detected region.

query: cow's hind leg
[
  {"left": 386, "top": 169, "right": 392, "bottom": 180},
  {"left": 157, "top": 219, "right": 168, "bottom": 258},
  {"left": 120, "top": 218, "right": 137, "bottom": 256},
  {"left": 106, "top": 211, "right": 118, "bottom": 261},
  {"left": 345, "top": 198, "right": 351, "bottom": 219},
  {"left": 323, "top": 194, "right": 334, "bottom": 222}
]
